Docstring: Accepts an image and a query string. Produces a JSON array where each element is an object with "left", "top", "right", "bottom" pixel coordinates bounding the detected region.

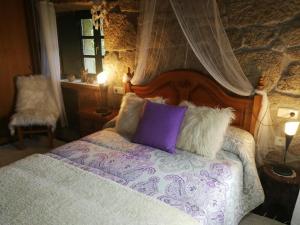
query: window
[
  {"left": 80, "top": 18, "right": 105, "bottom": 75},
  {"left": 57, "top": 11, "right": 105, "bottom": 78}
]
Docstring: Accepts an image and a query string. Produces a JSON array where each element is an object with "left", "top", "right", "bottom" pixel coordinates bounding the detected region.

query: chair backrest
[{"left": 15, "top": 75, "right": 58, "bottom": 116}]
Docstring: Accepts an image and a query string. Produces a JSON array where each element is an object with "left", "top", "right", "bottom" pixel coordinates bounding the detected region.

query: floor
[
  {"left": 0, "top": 137, "right": 285, "bottom": 225},
  {"left": 0, "top": 135, "right": 65, "bottom": 167},
  {"left": 240, "top": 214, "right": 284, "bottom": 225}
]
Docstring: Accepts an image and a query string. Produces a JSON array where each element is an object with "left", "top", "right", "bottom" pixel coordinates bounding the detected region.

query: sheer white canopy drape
[
  {"left": 132, "top": 0, "right": 274, "bottom": 164},
  {"left": 39, "top": 1, "right": 67, "bottom": 126}
]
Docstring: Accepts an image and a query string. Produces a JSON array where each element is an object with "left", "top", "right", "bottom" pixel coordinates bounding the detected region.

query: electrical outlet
[
  {"left": 113, "top": 86, "right": 125, "bottom": 95},
  {"left": 277, "top": 108, "right": 299, "bottom": 118},
  {"left": 274, "top": 136, "right": 285, "bottom": 146}
]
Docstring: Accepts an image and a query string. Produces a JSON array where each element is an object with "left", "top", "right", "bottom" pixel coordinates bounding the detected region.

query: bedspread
[
  {"left": 0, "top": 154, "right": 200, "bottom": 225},
  {"left": 48, "top": 128, "right": 264, "bottom": 225}
]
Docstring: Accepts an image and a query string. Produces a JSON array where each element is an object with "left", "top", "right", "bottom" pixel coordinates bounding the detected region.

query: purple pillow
[{"left": 132, "top": 101, "right": 187, "bottom": 153}]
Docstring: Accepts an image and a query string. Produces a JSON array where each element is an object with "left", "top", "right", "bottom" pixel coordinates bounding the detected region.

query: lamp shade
[
  {"left": 97, "top": 71, "right": 108, "bottom": 84},
  {"left": 284, "top": 121, "right": 300, "bottom": 136}
]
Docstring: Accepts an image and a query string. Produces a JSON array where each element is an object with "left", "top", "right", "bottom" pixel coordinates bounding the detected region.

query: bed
[{"left": 0, "top": 70, "right": 264, "bottom": 225}]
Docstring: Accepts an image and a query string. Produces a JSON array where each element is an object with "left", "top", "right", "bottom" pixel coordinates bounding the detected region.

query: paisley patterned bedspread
[{"left": 47, "top": 128, "right": 264, "bottom": 225}]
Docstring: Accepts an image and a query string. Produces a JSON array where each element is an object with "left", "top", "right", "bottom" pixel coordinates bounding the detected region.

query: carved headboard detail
[{"left": 125, "top": 70, "right": 262, "bottom": 135}]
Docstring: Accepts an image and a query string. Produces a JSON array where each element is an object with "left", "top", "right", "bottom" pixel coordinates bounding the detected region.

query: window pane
[
  {"left": 100, "top": 19, "right": 104, "bottom": 36},
  {"left": 84, "top": 57, "right": 96, "bottom": 74},
  {"left": 101, "top": 39, "right": 105, "bottom": 56},
  {"left": 81, "top": 19, "right": 94, "bottom": 36},
  {"left": 82, "top": 39, "right": 95, "bottom": 55}
]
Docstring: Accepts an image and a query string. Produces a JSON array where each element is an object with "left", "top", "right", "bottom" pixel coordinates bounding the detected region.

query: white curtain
[
  {"left": 39, "top": 1, "right": 67, "bottom": 127},
  {"left": 291, "top": 189, "right": 300, "bottom": 225},
  {"left": 132, "top": 0, "right": 274, "bottom": 164}
]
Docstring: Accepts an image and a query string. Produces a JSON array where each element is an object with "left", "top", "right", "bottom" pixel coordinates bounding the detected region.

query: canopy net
[{"left": 131, "top": 0, "right": 274, "bottom": 165}]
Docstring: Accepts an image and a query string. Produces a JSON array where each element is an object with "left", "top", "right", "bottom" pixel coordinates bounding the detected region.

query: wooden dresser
[
  {"left": 79, "top": 108, "right": 117, "bottom": 136},
  {"left": 61, "top": 80, "right": 118, "bottom": 137}
]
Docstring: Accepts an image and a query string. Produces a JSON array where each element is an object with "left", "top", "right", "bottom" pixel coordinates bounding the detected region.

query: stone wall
[
  {"left": 103, "top": 0, "right": 300, "bottom": 165},
  {"left": 219, "top": 0, "right": 300, "bottom": 165},
  {"left": 102, "top": 0, "right": 139, "bottom": 107}
]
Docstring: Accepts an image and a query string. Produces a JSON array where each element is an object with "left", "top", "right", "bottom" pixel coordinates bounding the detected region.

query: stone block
[
  {"left": 285, "top": 61, "right": 300, "bottom": 77},
  {"left": 276, "top": 76, "right": 300, "bottom": 96},
  {"left": 268, "top": 92, "right": 300, "bottom": 133},
  {"left": 109, "top": 0, "right": 139, "bottom": 12},
  {"left": 226, "top": 28, "right": 243, "bottom": 49},
  {"left": 269, "top": 92, "right": 300, "bottom": 118},
  {"left": 271, "top": 39, "right": 286, "bottom": 52},
  {"left": 119, "top": 51, "right": 135, "bottom": 70},
  {"left": 225, "top": 0, "right": 300, "bottom": 27},
  {"left": 104, "top": 13, "right": 137, "bottom": 51},
  {"left": 242, "top": 26, "right": 277, "bottom": 48},
  {"left": 103, "top": 50, "right": 136, "bottom": 87},
  {"left": 280, "top": 16, "right": 300, "bottom": 48},
  {"left": 103, "top": 52, "right": 121, "bottom": 85},
  {"left": 236, "top": 50, "right": 283, "bottom": 91},
  {"left": 287, "top": 46, "right": 300, "bottom": 59},
  {"left": 118, "top": 0, "right": 139, "bottom": 12}
]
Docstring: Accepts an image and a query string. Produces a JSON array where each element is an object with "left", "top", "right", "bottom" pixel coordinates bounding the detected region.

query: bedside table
[
  {"left": 255, "top": 164, "right": 300, "bottom": 223},
  {"left": 79, "top": 108, "right": 117, "bottom": 137}
]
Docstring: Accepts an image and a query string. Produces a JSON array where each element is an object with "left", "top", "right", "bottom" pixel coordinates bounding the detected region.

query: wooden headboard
[{"left": 125, "top": 70, "right": 262, "bottom": 135}]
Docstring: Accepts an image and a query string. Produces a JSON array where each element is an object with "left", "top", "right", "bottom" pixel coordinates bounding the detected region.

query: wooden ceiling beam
[{"left": 53, "top": 1, "right": 93, "bottom": 12}]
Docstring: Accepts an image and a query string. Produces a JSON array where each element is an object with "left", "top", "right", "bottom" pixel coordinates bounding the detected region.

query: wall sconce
[
  {"left": 96, "top": 71, "right": 110, "bottom": 115},
  {"left": 272, "top": 113, "right": 299, "bottom": 177}
]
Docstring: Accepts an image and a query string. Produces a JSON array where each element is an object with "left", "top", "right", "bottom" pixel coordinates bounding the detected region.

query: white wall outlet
[
  {"left": 113, "top": 86, "right": 125, "bottom": 95},
  {"left": 274, "top": 136, "right": 285, "bottom": 146},
  {"left": 277, "top": 108, "right": 299, "bottom": 119}
]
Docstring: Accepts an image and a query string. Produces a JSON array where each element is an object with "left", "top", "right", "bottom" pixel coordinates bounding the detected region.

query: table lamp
[
  {"left": 272, "top": 117, "right": 299, "bottom": 176},
  {"left": 96, "top": 71, "right": 110, "bottom": 115}
]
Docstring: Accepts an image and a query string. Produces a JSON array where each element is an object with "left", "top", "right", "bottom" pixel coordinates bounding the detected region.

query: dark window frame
[
  {"left": 78, "top": 11, "right": 104, "bottom": 75},
  {"left": 57, "top": 10, "right": 104, "bottom": 77}
]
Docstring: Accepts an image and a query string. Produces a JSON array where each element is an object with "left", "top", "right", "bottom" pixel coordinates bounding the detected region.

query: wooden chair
[
  {"left": 9, "top": 75, "right": 59, "bottom": 149},
  {"left": 16, "top": 125, "right": 54, "bottom": 149}
]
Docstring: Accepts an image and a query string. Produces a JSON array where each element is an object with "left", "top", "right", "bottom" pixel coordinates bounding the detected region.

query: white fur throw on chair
[{"left": 9, "top": 75, "right": 59, "bottom": 135}]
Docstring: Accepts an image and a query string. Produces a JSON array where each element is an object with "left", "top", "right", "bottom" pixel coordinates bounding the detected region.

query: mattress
[{"left": 45, "top": 128, "right": 264, "bottom": 225}]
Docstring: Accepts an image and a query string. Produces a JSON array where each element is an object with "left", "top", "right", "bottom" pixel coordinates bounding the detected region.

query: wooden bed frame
[{"left": 125, "top": 70, "right": 263, "bottom": 135}]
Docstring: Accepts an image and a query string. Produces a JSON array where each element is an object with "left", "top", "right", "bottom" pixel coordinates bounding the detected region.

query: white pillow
[
  {"left": 115, "top": 92, "right": 164, "bottom": 139},
  {"left": 176, "top": 101, "right": 235, "bottom": 159}
]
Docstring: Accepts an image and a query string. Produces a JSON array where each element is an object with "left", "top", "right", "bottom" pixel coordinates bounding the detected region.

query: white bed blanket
[{"left": 0, "top": 154, "right": 201, "bottom": 225}]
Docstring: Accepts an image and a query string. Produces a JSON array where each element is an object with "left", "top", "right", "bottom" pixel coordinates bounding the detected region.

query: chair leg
[
  {"left": 29, "top": 126, "right": 33, "bottom": 139},
  {"left": 17, "top": 126, "right": 24, "bottom": 149},
  {"left": 48, "top": 126, "right": 54, "bottom": 148}
]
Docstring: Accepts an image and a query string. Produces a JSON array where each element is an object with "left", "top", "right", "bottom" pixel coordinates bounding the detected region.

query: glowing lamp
[
  {"left": 272, "top": 117, "right": 299, "bottom": 177},
  {"left": 96, "top": 70, "right": 110, "bottom": 115},
  {"left": 285, "top": 121, "right": 300, "bottom": 136},
  {"left": 97, "top": 71, "right": 108, "bottom": 85}
]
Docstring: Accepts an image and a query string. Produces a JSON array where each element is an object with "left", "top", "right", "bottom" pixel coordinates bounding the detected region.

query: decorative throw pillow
[
  {"left": 176, "top": 101, "right": 235, "bottom": 159},
  {"left": 133, "top": 101, "right": 187, "bottom": 153},
  {"left": 115, "top": 92, "right": 165, "bottom": 139}
]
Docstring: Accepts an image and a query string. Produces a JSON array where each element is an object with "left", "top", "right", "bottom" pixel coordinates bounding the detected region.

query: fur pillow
[
  {"left": 115, "top": 93, "right": 165, "bottom": 139},
  {"left": 176, "top": 101, "right": 235, "bottom": 159}
]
